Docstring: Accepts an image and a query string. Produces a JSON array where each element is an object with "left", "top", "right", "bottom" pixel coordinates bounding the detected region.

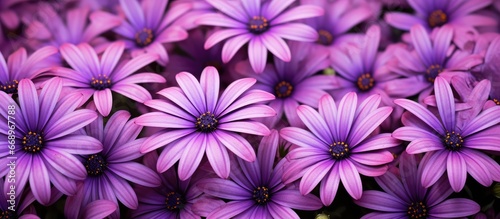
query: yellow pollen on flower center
[
  {"left": 248, "top": 16, "right": 269, "bottom": 34},
  {"left": 357, "top": 73, "right": 374, "bottom": 91},
  {"left": 428, "top": 10, "right": 448, "bottom": 28},
  {"left": 135, "top": 28, "right": 154, "bottom": 47}
]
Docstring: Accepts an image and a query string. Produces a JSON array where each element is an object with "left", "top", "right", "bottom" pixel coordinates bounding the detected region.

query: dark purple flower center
[
  {"left": 196, "top": 112, "right": 218, "bottom": 133},
  {"left": 426, "top": 64, "right": 443, "bottom": 83},
  {"left": 428, "top": 10, "right": 448, "bottom": 28},
  {"left": 357, "top": 73, "right": 375, "bottom": 91},
  {"left": 329, "top": 141, "right": 350, "bottom": 159},
  {"left": 317, "top": 29, "right": 334, "bottom": 45},
  {"left": 22, "top": 131, "right": 44, "bottom": 153},
  {"left": 274, "top": 81, "right": 294, "bottom": 98},
  {"left": 135, "top": 28, "right": 154, "bottom": 47},
  {"left": 253, "top": 186, "right": 270, "bottom": 205},
  {"left": 443, "top": 131, "right": 463, "bottom": 151},
  {"left": 0, "top": 210, "right": 17, "bottom": 219},
  {"left": 493, "top": 99, "right": 500, "bottom": 105},
  {"left": 84, "top": 154, "right": 108, "bottom": 176},
  {"left": 0, "top": 80, "right": 19, "bottom": 94},
  {"left": 165, "top": 191, "right": 185, "bottom": 211},
  {"left": 248, "top": 16, "right": 269, "bottom": 34},
  {"left": 90, "top": 74, "right": 112, "bottom": 90},
  {"left": 407, "top": 201, "right": 428, "bottom": 218}
]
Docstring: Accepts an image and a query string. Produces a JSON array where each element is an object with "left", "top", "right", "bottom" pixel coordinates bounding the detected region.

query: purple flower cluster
[{"left": 0, "top": 0, "right": 499, "bottom": 218}]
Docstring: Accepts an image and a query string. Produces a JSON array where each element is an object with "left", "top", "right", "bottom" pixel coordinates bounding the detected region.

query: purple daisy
[
  {"left": 355, "top": 152, "right": 480, "bottom": 218},
  {"left": 198, "top": 130, "right": 323, "bottom": 218},
  {"left": 301, "top": 0, "right": 373, "bottom": 48},
  {"left": 114, "top": 0, "right": 190, "bottom": 66},
  {"left": 0, "top": 77, "right": 102, "bottom": 205},
  {"left": 392, "top": 76, "right": 500, "bottom": 192},
  {"left": 329, "top": 25, "right": 402, "bottom": 104},
  {"left": 65, "top": 110, "right": 161, "bottom": 219},
  {"left": 392, "top": 24, "right": 483, "bottom": 100},
  {"left": 132, "top": 151, "right": 222, "bottom": 219},
  {"left": 281, "top": 92, "right": 399, "bottom": 205},
  {"left": 25, "top": 4, "right": 121, "bottom": 51},
  {"left": 136, "top": 66, "right": 276, "bottom": 180},
  {"left": 385, "top": 0, "right": 496, "bottom": 31},
  {"left": 0, "top": 46, "right": 57, "bottom": 94},
  {"left": 235, "top": 41, "right": 336, "bottom": 127},
  {"left": 54, "top": 41, "right": 165, "bottom": 116},
  {"left": 196, "top": 0, "right": 324, "bottom": 73}
]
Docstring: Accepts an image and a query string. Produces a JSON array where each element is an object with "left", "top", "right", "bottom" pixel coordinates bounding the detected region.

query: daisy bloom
[
  {"left": 236, "top": 41, "right": 335, "bottom": 127},
  {"left": 281, "top": 93, "right": 399, "bottom": 205},
  {"left": 136, "top": 66, "right": 276, "bottom": 180},
  {"left": 0, "top": 77, "right": 102, "bottom": 205},
  {"left": 385, "top": 0, "right": 496, "bottom": 31},
  {"left": 132, "top": 151, "right": 222, "bottom": 219},
  {"left": 393, "top": 24, "right": 483, "bottom": 100},
  {"left": 65, "top": 110, "right": 161, "bottom": 219},
  {"left": 392, "top": 76, "right": 500, "bottom": 192},
  {"left": 198, "top": 130, "right": 323, "bottom": 219},
  {"left": 114, "top": 0, "right": 191, "bottom": 65},
  {"left": 54, "top": 41, "right": 165, "bottom": 116},
  {"left": 196, "top": 0, "right": 324, "bottom": 73},
  {"left": 355, "top": 152, "right": 480, "bottom": 218}
]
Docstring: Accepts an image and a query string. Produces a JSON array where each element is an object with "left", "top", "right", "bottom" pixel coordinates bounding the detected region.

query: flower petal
[
  {"left": 109, "top": 163, "right": 161, "bottom": 187},
  {"left": 198, "top": 178, "right": 250, "bottom": 200},
  {"left": 19, "top": 79, "right": 40, "bottom": 129},
  {"left": 430, "top": 198, "right": 480, "bottom": 218},
  {"left": 299, "top": 160, "right": 332, "bottom": 195},
  {"left": 261, "top": 33, "right": 291, "bottom": 62},
  {"left": 176, "top": 72, "right": 206, "bottom": 114},
  {"left": 93, "top": 89, "right": 113, "bottom": 117},
  {"left": 206, "top": 134, "right": 230, "bottom": 179},
  {"left": 30, "top": 155, "right": 51, "bottom": 205},
  {"left": 44, "top": 109, "right": 98, "bottom": 140},
  {"left": 214, "top": 130, "right": 256, "bottom": 162},
  {"left": 406, "top": 138, "right": 444, "bottom": 154},
  {"left": 446, "top": 152, "right": 467, "bottom": 192},
  {"left": 178, "top": 133, "right": 206, "bottom": 180},
  {"left": 394, "top": 98, "right": 445, "bottom": 134},
  {"left": 200, "top": 66, "right": 220, "bottom": 113},
  {"left": 419, "top": 150, "right": 448, "bottom": 188},
  {"left": 42, "top": 148, "right": 87, "bottom": 180},
  {"left": 339, "top": 160, "right": 363, "bottom": 199},
  {"left": 248, "top": 36, "right": 267, "bottom": 73}
]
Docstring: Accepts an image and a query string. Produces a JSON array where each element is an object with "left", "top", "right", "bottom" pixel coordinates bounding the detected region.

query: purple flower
[
  {"left": 132, "top": 151, "right": 222, "bottom": 219},
  {"left": 0, "top": 77, "right": 102, "bottom": 205},
  {"left": 54, "top": 41, "right": 165, "bottom": 116},
  {"left": 281, "top": 93, "right": 399, "bottom": 205},
  {"left": 393, "top": 24, "right": 483, "bottom": 100},
  {"left": 198, "top": 130, "right": 322, "bottom": 218},
  {"left": 329, "top": 25, "right": 401, "bottom": 103},
  {"left": 196, "top": 0, "right": 324, "bottom": 73},
  {"left": 355, "top": 152, "right": 480, "bottom": 218},
  {"left": 301, "top": 0, "right": 373, "bottom": 47},
  {"left": 235, "top": 41, "right": 336, "bottom": 127},
  {"left": 393, "top": 76, "right": 500, "bottom": 192},
  {"left": 25, "top": 4, "right": 121, "bottom": 51},
  {"left": 114, "top": 0, "right": 190, "bottom": 66},
  {"left": 0, "top": 46, "right": 57, "bottom": 94},
  {"left": 65, "top": 110, "right": 161, "bottom": 219},
  {"left": 385, "top": 0, "right": 496, "bottom": 31},
  {"left": 136, "top": 66, "right": 276, "bottom": 180}
]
